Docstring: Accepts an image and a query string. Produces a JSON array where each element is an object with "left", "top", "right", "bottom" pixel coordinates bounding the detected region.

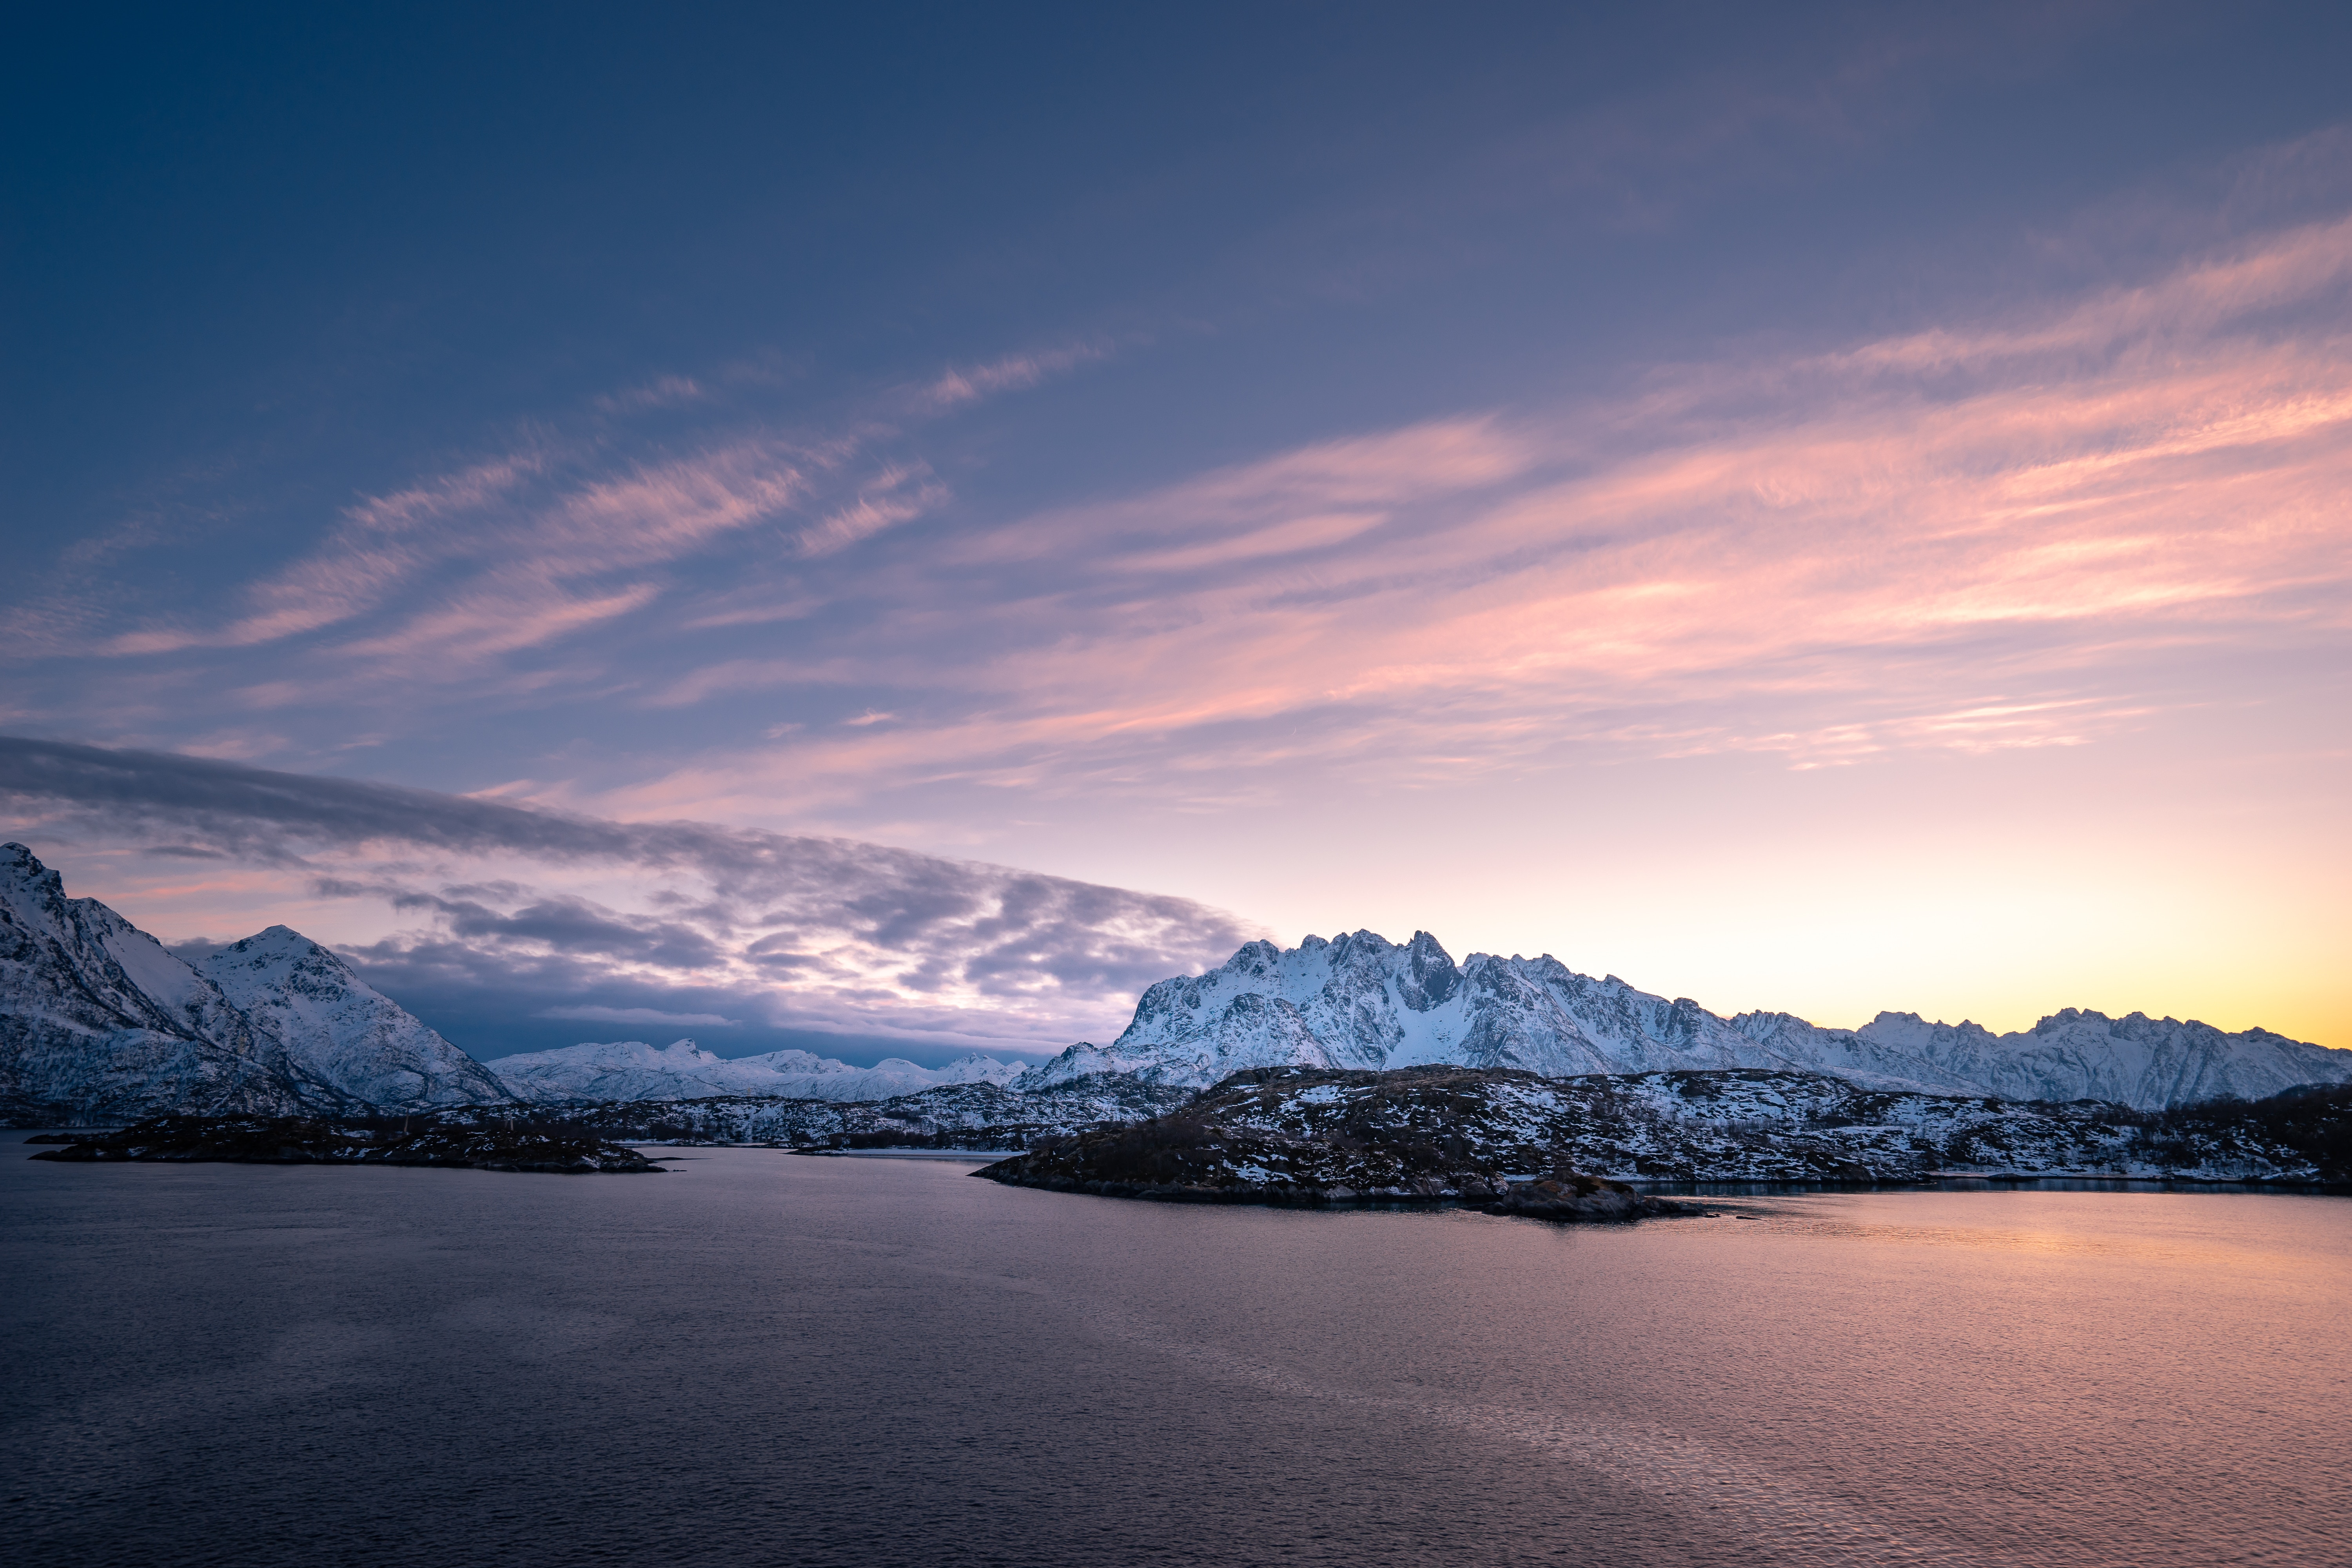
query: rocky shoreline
[
  {"left": 981, "top": 1158, "right": 1691, "bottom": 1220},
  {"left": 964, "top": 1065, "right": 2352, "bottom": 1207},
  {"left": 26, "top": 1114, "right": 667, "bottom": 1173},
  {"left": 970, "top": 1096, "right": 1695, "bottom": 1221}
]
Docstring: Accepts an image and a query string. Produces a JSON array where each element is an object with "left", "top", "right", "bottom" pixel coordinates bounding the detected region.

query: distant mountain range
[
  {"left": 5, "top": 843, "right": 2346, "bottom": 1125},
  {"left": 1025, "top": 930, "right": 2352, "bottom": 1109},
  {"left": 485, "top": 1038, "right": 1024, "bottom": 1103}
]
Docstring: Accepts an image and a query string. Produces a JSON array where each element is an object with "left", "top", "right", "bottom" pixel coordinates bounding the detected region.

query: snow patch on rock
[{"left": 486, "top": 1038, "right": 1027, "bottom": 1104}]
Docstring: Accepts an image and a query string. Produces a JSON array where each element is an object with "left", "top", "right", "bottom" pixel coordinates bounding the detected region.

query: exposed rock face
[
  {"left": 486, "top": 1038, "right": 1028, "bottom": 1104},
  {"left": 1020, "top": 931, "right": 2352, "bottom": 1111},
  {"left": 201, "top": 927, "right": 512, "bottom": 1112},
  {"left": 987, "top": 1065, "right": 2348, "bottom": 1195},
  {"left": 1200, "top": 1066, "right": 2347, "bottom": 1185},
  {"left": 973, "top": 1068, "right": 1693, "bottom": 1217},
  {"left": 1, "top": 843, "right": 332, "bottom": 1123}
]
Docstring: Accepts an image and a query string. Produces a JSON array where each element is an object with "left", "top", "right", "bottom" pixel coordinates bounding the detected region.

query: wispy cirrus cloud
[
  {"left": 102, "top": 449, "right": 559, "bottom": 656},
  {"left": 598, "top": 208, "right": 2351, "bottom": 817},
  {"left": 592, "top": 375, "right": 708, "bottom": 415},
  {"left": 53, "top": 335, "right": 1116, "bottom": 710},
  {"left": 94, "top": 437, "right": 812, "bottom": 670},
  {"left": 912, "top": 341, "right": 1117, "bottom": 413},
  {"left": 796, "top": 462, "right": 950, "bottom": 557}
]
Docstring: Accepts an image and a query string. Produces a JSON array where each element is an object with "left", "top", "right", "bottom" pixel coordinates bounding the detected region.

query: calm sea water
[{"left": 5, "top": 1132, "right": 2347, "bottom": 1568}]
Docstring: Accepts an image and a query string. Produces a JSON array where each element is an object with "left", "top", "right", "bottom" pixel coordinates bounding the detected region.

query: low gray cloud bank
[{"left": 1, "top": 735, "right": 1258, "bottom": 1062}]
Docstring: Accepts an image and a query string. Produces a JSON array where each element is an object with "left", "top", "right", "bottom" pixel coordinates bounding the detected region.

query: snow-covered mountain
[
  {"left": 12, "top": 841, "right": 2341, "bottom": 1123},
  {"left": 1020, "top": 930, "right": 2351, "bottom": 1111},
  {"left": 486, "top": 1037, "right": 1027, "bottom": 1104},
  {"left": 201, "top": 926, "right": 513, "bottom": 1112},
  {"left": 2, "top": 843, "right": 330, "bottom": 1123}
]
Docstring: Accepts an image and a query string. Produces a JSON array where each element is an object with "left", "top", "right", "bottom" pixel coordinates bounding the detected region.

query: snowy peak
[
  {"left": 931, "top": 1050, "right": 1031, "bottom": 1085},
  {"left": 486, "top": 1038, "right": 732, "bottom": 1102},
  {"left": 1054, "top": 929, "right": 2352, "bottom": 1110},
  {"left": 485, "top": 1037, "right": 1029, "bottom": 1104},
  {"left": 1852, "top": 1005, "right": 2349, "bottom": 1108},
  {"left": 0, "top": 842, "right": 70, "bottom": 936},
  {"left": 1, "top": 842, "right": 319, "bottom": 1123},
  {"left": 201, "top": 925, "right": 512, "bottom": 1112},
  {"left": 1399, "top": 930, "right": 1460, "bottom": 1011}
]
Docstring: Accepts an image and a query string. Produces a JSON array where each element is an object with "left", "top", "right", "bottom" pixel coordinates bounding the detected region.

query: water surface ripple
[{"left": 4, "top": 1134, "right": 2345, "bottom": 1566}]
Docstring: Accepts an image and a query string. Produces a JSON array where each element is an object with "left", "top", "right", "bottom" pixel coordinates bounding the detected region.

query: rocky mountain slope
[
  {"left": 2, "top": 844, "right": 332, "bottom": 1123},
  {"left": 1001, "top": 1065, "right": 2346, "bottom": 1190},
  {"left": 202, "top": 926, "right": 512, "bottom": 1111},
  {"left": 485, "top": 1037, "right": 1025, "bottom": 1103},
  {"left": 1023, "top": 931, "right": 2351, "bottom": 1111}
]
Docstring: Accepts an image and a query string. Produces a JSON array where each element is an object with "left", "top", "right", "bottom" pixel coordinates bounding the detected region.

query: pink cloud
[
  {"left": 614, "top": 213, "right": 2351, "bottom": 810},
  {"left": 913, "top": 341, "right": 1114, "bottom": 412},
  {"left": 951, "top": 416, "right": 1537, "bottom": 569},
  {"left": 96, "top": 439, "right": 822, "bottom": 702},
  {"left": 80, "top": 334, "right": 1114, "bottom": 693},
  {"left": 796, "top": 463, "right": 949, "bottom": 557}
]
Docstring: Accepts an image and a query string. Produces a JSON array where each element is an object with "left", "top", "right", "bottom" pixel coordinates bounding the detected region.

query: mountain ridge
[
  {"left": 2, "top": 843, "right": 330, "bottom": 1122},
  {"left": 1020, "top": 929, "right": 2349, "bottom": 1111},
  {"left": 2, "top": 844, "right": 508, "bottom": 1122},
  {"left": 7, "top": 845, "right": 2343, "bottom": 1122},
  {"left": 486, "top": 1037, "right": 1024, "bottom": 1103},
  {"left": 200, "top": 925, "right": 514, "bottom": 1111}
]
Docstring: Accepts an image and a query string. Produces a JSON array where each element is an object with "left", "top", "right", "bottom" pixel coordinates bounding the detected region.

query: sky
[{"left": 4, "top": 2, "right": 2347, "bottom": 1065}]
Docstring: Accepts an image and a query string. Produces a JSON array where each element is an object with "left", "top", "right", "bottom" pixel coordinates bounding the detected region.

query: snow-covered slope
[
  {"left": 1020, "top": 930, "right": 2351, "bottom": 1110},
  {"left": 546, "top": 1072, "right": 1196, "bottom": 1146},
  {"left": 486, "top": 1037, "right": 1027, "bottom": 1104},
  {"left": 1842, "top": 1008, "right": 2347, "bottom": 1109},
  {"left": 201, "top": 926, "right": 513, "bottom": 1111},
  {"left": 1, "top": 843, "right": 329, "bottom": 1123}
]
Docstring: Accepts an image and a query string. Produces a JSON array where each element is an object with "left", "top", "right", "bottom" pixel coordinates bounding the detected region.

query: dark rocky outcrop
[
  {"left": 980, "top": 1063, "right": 2352, "bottom": 1199},
  {"left": 974, "top": 1068, "right": 1692, "bottom": 1221},
  {"left": 27, "top": 1114, "right": 666, "bottom": 1172}
]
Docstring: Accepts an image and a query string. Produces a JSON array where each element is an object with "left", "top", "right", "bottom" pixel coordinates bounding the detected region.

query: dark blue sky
[
  {"left": 5, "top": 2, "right": 2349, "bottom": 1062},
  {"left": 18, "top": 4, "right": 2346, "bottom": 530}
]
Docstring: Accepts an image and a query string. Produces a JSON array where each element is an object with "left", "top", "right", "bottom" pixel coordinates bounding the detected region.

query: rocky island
[
  {"left": 27, "top": 1114, "right": 667, "bottom": 1172},
  {"left": 974, "top": 1067, "right": 1696, "bottom": 1219},
  {"left": 971, "top": 1063, "right": 2352, "bottom": 1202}
]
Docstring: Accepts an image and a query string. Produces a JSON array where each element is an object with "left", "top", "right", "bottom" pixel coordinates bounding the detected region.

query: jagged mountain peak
[
  {"left": 2, "top": 844, "right": 323, "bottom": 1123},
  {"left": 1037, "top": 931, "right": 2352, "bottom": 1110},
  {"left": 1, "top": 842, "right": 71, "bottom": 923},
  {"left": 219, "top": 922, "right": 330, "bottom": 955},
  {"left": 1399, "top": 930, "right": 1460, "bottom": 1011},
  {"left": 200, "top": 923, "right": 511, "bottom": 1112}
]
